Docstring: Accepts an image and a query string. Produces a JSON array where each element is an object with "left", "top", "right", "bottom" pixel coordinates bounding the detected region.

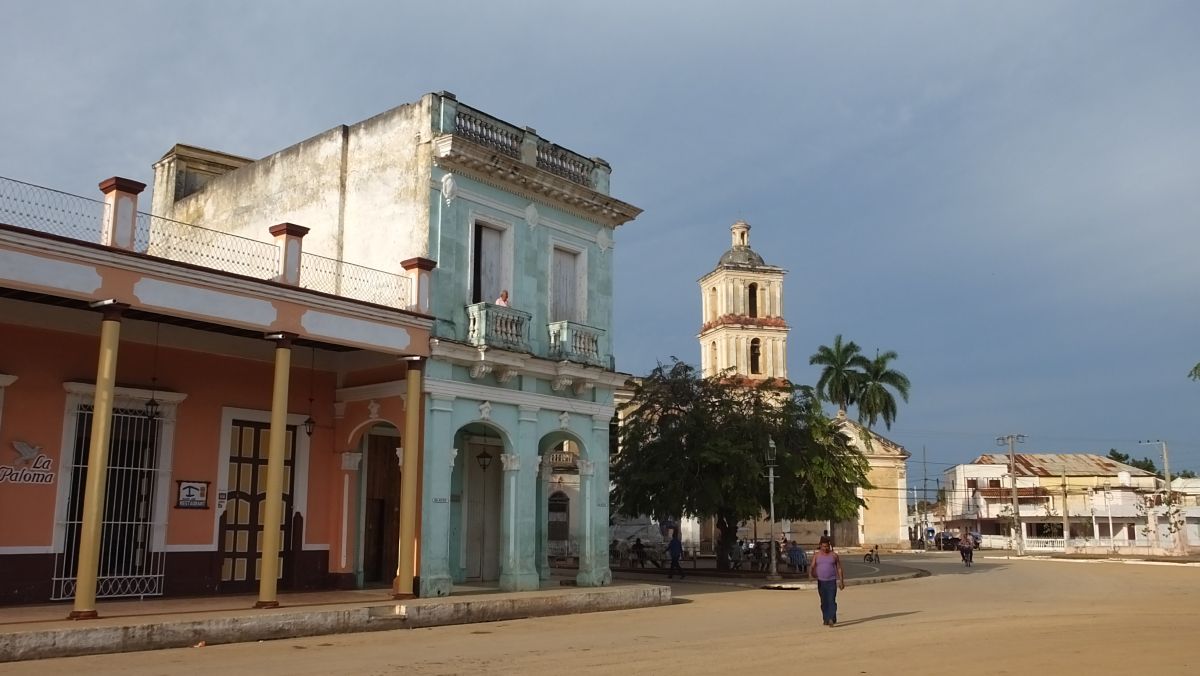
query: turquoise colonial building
[{"left": 151, "top": 92, "right": 641, "bottom": 596}]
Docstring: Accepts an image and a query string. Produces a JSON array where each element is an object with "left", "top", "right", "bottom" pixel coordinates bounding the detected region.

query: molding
[
  {"left": 431, "top": 135, "right": 641, "bottom": 228},
  {"left": 0, "top": 374, "right": 16, "bottom": 388},
  {"left": 424, "top": 376, "right": 614, "bottom": 418},
  {"left": 335, "top": 380, "right": 407, "bottom": 403},
  {"left": 0, "top": 227, "right": 435, "bottom": 332},
  {"left": 430, "top": 338, "right": 630, "bottom": 390},
  {"left": 63, "top": 381, "right": 188, "bottom": 406},
  {"left": 0, "top": 545, "right": 53, "bottom": 555}
]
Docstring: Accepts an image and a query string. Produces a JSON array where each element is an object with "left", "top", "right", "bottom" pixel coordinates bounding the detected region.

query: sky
[{"left": 2, "top": 1, "right": 1198, "bottom": 478}]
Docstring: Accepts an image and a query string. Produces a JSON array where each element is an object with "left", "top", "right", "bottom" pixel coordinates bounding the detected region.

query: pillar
[
  {"left": 401, "top": 257, "right": 437, "bottom": 314},
  {"left": 68, "top": 301, "right": 127, "bottom": 620},
  {"left": 269, "top": 223, "right": 309, "bottom": 286},
  {"left": 255, "top": 332, "right": 294, "bottom": 608},
  {"left": 537, "top": 455, "right": 553, "bottom": 581},
  {"left": 575, "top": 457, "right": 607, "bottom": 587},
  {"left": 394, "top": 358, "right": 424, "bottom": 599},
  {"left": 419, "top": 394, "right": 456, "bottom": 597},
  {"left": 98, "top": 177, "right": 145, "bottom": 251},
  {"left": 498, "top": 452, "right": 531, "bottom": 591}
]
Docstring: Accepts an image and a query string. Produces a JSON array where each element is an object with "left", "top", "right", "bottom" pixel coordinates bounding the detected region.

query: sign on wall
[
  {"left": 1, "top": 441, "right": 55, "bottom": 484},
  {"left": 175, "top": 480, "right": 210, "bottom": 509}
]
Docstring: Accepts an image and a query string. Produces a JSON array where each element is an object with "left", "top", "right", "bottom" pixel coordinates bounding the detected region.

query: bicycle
[{"left": 863, "top": 545, "right": 880, "bottom": 564}]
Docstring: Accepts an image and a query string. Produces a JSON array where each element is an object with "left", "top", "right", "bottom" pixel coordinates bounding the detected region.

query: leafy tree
[
  {"left": 855, "top": 350, "right": 911, "bottom": 430},
  {"left": 809, "top": 334, "right": 865, "bottom": 414},
  {"left": 1178, "top": 469, "right": 1197, "bottom": 479},
  {"left": 1189, "top": 362, "right": 1200, "bottom": 381},
  {"left": 610, "top": 360, "right": 870, "bottom": 569},
  {"left": 1106, "top": 449, "right": 1159, "bottom": 476}
]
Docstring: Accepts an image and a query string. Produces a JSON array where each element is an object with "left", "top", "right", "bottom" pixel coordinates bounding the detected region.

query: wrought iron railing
[
  {"left": 548, "top": 320, "right": 606, "bottom": 367},
  {"left": 135, "top": 211, "right": 279, "bottom": 280},
  {"left": 536, "top": 143, "right": 593, "bottom": 187},
  {"left": 0, "top": 175, "right": 109, "bottom": 242},
  {"left": 454, "top": 107, "right": 522, "bottom": 159},
  {"left": 299, "top": 251, "right": 413, "bottom": 309},
  {"left": 466, "top": 302, "right": 531, "bottom": 352}
]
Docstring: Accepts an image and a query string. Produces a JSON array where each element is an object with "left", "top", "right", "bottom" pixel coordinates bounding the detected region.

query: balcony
[
  {"left": 548, "top": 320, "right": 607, "bottom": 368},
  {"left": 466, "top": 302, "right": 531, "bottom": 353}
]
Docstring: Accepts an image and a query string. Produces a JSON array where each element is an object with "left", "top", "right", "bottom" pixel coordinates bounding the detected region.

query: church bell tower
[{"left": 697, "top": 220, "right": 789, "bottom": 379}]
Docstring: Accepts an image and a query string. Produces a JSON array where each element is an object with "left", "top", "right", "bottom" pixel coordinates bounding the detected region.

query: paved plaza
[{"left": 3, "top": 552, "right": 1197, "bottom": 675}]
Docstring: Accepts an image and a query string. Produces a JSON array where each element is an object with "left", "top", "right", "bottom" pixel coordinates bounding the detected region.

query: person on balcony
[{"left": 495, "top": 290, "right": 510, "bottom": 306}]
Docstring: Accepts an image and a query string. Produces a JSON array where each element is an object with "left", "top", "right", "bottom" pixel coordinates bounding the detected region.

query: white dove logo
[{"left": 12, "top": 441, "right": 42, "bottom": 467}]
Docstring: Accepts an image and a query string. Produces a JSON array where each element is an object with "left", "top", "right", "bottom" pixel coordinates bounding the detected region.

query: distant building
[{"left": 944, "top": 453, "right": 1198, "bottom": 554}]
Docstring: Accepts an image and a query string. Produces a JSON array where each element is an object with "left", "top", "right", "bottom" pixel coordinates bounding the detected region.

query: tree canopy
[
  {"left": 810, "top": 335, "right": 911, "bottom": 430},
  {"left": 610, "top": 360, "right": 871, "bottom": 566},
  {"left": 1106, "top": 449, "right": 1160, "bottom": 477}
]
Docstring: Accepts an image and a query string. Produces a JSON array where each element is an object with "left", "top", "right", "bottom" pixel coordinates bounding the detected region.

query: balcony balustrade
[
  {"left": 548, "top": 320, "right": 606, "bottom": 367},
  {"left": 466, "top": 302, "right": 531, "bottom": 353}
]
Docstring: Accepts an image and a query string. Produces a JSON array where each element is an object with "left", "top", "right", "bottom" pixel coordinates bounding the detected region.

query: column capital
[
  {"left": 264, "top": 331, "right": 298, "bottom": 348},
  {"left": 578, "top": 459, "right": 595, "bottom": 477},
  {"left": 500, "top": 452, "right": 521, "bottom": 472},
  {"left": 89, "top": 300, "right": 129, "bottom": 322},
  {"left": 98, "top": 176, "right": 146, "bottom": 195}
]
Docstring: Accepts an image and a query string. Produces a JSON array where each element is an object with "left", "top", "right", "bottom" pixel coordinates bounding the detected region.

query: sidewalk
[
  {"left": 0, "top": 559, "right": 932, "bottom": 663},
  {"left": 0, "top": 577, "right": 670, "bottom": 663}
]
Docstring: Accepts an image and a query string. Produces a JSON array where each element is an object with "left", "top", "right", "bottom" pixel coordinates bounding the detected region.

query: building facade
[
  {"left": 0, "top": 175, "right": 432, "bottom": 607},
  {"left": 151, "top": 92, "right": 641, "bottom": 595},
  {"left": 944, "top": 453, "right": 1197, "bottom": 554}
]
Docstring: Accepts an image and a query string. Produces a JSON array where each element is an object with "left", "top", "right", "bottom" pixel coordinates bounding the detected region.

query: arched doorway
[
  {"left": 361, "top": 424, "right": 401, "bottom": 585},
  {"left": 449, "top": 424, "right": 506, "bottom": 583}
]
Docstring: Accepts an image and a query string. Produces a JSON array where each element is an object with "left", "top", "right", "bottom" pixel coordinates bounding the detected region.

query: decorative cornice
[
  {"left": 432, "top": 135, "right": 641, "bottom": 228},
  {"left": 429, "top": 338, "right": 630, "bottom": 390},
  {"left": 424, "top": 376, "right": 614, "bottom": 419},
  {"left": 63, "top": 380, "right": 188, "bottom": 404},
  {"left": 699, "top": 314, "right": 790, "bottom": 334}
]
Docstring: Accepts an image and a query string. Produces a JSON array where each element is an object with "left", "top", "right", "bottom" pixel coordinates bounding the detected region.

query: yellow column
[
  {"left": 393, "top": 358, "right": 424, "bottom": 599},
  {"left": 256, "top": 333, "right": 294, "bottom": 608},
  {"left": 69, "top": 301, "right": 127, "bottom": 620}
]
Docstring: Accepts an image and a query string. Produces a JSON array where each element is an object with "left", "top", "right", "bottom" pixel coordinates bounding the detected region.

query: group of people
[{"left": 729, "top": 537, "right": 809, "bottom": 572}]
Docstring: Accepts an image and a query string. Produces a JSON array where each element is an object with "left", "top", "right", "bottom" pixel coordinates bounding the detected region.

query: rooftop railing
[
  {"left": 300, "top": 250, "right": 413, "bottom": 309},
  {"left": 0, "top": 176, "right": 109, "bottom": 242},
  {"left": 1, "top": 175, "right": 413, "bottom": 310},
  {"left": 450, "top": 103, "right": 597, "bottom": 189}
]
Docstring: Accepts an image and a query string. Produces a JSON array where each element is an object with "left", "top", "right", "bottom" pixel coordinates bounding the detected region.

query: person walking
[
  {"left": 632, "top": 538, "right": 647, "bottom": 568},
  {"left": 666, "top": 530, "right": 685, "bottom": 579},
  {"left": 809, "top": 536, "right": 845, "bottom": 626}
]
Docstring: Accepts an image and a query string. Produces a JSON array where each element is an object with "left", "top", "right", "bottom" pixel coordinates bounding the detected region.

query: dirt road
[{"left": 6, "top": 553, "right": 1196, "bottom": 675}]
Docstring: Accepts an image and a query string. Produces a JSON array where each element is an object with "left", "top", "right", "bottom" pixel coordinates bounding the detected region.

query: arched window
[
  {"left": 747, "top": 283, "right": 758, "bottom": 318},
  {"left": 709, "top": 341, "right": 718, "bottom": 375},
  {"left": 708, "top": 287, "right": 718, "bottom": 322},
  {"left": 750, "top": 338, "right": 762, "bottom": 374}
]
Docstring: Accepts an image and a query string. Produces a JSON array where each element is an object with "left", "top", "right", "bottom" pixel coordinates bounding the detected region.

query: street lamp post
[{"left": 765, "top": 437, "right": 781, "bottom": 581}]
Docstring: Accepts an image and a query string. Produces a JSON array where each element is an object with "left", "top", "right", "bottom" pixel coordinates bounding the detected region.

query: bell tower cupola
[{"left": 698, "top": 220, "right": 789, "bottom": 380}]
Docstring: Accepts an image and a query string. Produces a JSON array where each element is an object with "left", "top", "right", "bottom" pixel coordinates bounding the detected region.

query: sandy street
[{"left": 4, "top": 553, "right": 1196, "bottom": 676}]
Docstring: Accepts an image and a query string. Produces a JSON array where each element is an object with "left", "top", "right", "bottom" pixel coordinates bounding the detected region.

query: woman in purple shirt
[{"left": 808, "top": 536, "right": 845, "bottom": 626}]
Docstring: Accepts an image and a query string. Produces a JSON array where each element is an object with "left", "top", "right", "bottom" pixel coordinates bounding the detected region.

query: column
[
  {"left": 68, "top": 301, "right": 127, "bottom": 620},
  {"left": 575, "top": 454, "right": 608, "bottom": 587},
  {"left": 255, "top": 332, "right": 295, "bottom": 609},
  {"left": 537, "top": 455, "right": 553, "bottom": 581},
  {"left": 393, "top": 358, "right": 424, "bottom": 599},
  {"left": 401, "top": 257, "right": 437, "bottom": 314},
  {"left": 498, "top": 452, "right": 538, "bottom": 591},
  {"left": 419, "top": 394, "right": 456, "bottom": 597}
]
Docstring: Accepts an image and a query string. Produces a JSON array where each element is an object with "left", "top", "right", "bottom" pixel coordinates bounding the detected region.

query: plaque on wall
[{"left": 175, "top": 480, "right": 210, "bottom": 509}]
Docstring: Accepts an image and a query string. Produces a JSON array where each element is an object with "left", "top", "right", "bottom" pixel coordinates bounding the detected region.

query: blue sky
[{"left": 3, "top": 1, "right": 1198, "bottom": 476}]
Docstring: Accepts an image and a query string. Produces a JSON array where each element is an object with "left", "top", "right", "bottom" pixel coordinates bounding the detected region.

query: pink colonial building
[{"left": 0, "top": 175, "right": 433, "bottom": 611}]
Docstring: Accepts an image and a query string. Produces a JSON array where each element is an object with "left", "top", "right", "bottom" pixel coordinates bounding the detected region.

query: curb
[{"left": 0, "top": 585, "right": 671, "bottom": 663}]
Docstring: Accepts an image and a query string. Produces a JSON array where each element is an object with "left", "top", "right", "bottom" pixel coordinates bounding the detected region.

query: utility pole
[
  {"left": 1061, "top": 471, "right": 1070, "bottom": 554},
  {"left": 1140, "top": 439, "right": 1182, "bottom": 554},
  {"left": 997, "top": 434, "right": 1026, "bottom": 555},
  {"left": 922, "top": 445, "right": 929, "bottom": 549}
]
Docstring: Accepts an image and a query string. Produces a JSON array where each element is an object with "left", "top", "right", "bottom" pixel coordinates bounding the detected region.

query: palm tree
[
  {"left": 856, "top": 350, "right": 911, "bottom": 430},
  {"left": 809, "top": 334, "right": 865, "bottom": 414}
]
